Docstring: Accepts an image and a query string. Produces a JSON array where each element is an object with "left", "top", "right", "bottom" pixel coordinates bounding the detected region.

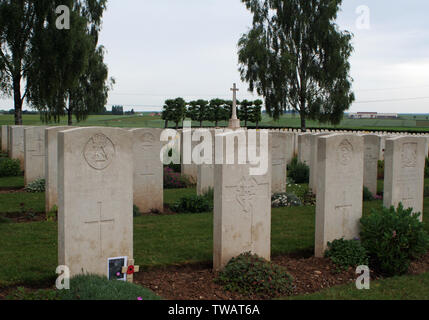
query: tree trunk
[
  {"left": 255, "top": 121, "right": 259, "bottom": 129},
  {"left": 300, "top": 113, "right": 306, "bottom": 132},
  {"left": 13, "top": 76, "right": 23, "bottom": 125},
  {"left": 175, "top": 121, "right": 179, "bottom": 130},
  {"left": 164, "top": 120, "right": 168, "bottom": 128},
  {"left": 199, "top": 120, "right": 203, "bottom": 128},
  {"left": 215, "top": 120, "right": 218, "bottom": 127},
  {"left": 67, "top": 109, "right": 73, "bottom": 125}
]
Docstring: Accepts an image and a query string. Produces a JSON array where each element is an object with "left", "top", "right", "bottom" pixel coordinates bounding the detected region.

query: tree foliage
[
  {"left": 187, "top": 99, "right": 209, "bottom": 127},
  {"left": 161, "top": 98, "right": 187, "bottom": 129},
  {"left": 161, "top": 97, "right": 262, "bottom": 128},
  {"left": 0, "top": 0, "right": 111, "bottom": 125},
  {"left": 238, "top": 0, "right": 355, "bottom": 130},
  {"left": 26, "top": 0, "right": 112, "bottom": 125}
]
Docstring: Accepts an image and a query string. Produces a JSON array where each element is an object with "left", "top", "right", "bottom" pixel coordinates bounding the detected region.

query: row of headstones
[
  {"left": 0, "top": 125, "right": 427, "bottom": 279},
  {"left": 1, "top": 125, "right": 165, "bottom": 215}
]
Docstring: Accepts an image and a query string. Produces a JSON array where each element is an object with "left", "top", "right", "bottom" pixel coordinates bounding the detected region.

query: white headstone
[
  {"left": 315, "top": 134, "right": 364, "bottom": 257},
  {"left": 58, "top": 127, "right": 133, "bottom": 277},
  {"left": 10, "top": 126, "right": 29, "bottom": 169},
  {"left": 309, "top": 133, "right": 330, "bottom": 194},
  {"left": 24, "top": 126, "right": 47, "bottom": 185},
  {"left": 213, "top": 130, "right": 272, "bottom": 270},
  {"left": 1, "top": 125, "right": 8, "bottom": 153},
  {"left": 383, "top": 136, "right": 426, "bottom": 221},
  {"left": 45, "top": 126, "right": 70, "bottom": 214},
  {"left": 196, "top": 129, "right": 217, "bottom": 196},
  {"left": 130, "top": 128, "right": 163, "bottom": 213},
  {"left": 298, "top": 133, "right": 312, "bottom": 165},
  {"left": 362, "top": 134, "right": 380, "bottom": 196},
  {"left": 271, "top": 132, "right": 287, "bottom": 194}
]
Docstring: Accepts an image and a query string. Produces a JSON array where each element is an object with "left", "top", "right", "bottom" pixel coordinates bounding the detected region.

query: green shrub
[
  {"left": 171, "top": 193, "right": 213, "bottom": 214},
  {"left": 58, "top": 275, "right": 160, "bottom": 300},
  {"left": 287, "top": 156, "right": 309, "bottom": 184},
  {"left": 164, "top": 167, "right": 191, "bottom": 189},
  {"left": 425, "top": 158, "right": 429, "bottom": 178},
  {"left": 46, "top": 205, "right": 58, "bottom": 222},
  {"left": 377, "top": 160, "right": 384, "bottom": 180},
  {"left": 133, "top": 205, "right": 141, "bottom": 217},
  {"left": 25, "top": 178, "right": 45, "bottom": 193},
  {"left": 360, "top": 203, "right": 429, "bottom": 276},
  {"left": 363, "top": 186, "right": 374, "bottom": 201},
  {"left": 167, "top": 162, "right": 181, "bottom": 173},
  {"left": 216, "top": 253, "right": 293, "bottom": 298},
  {"left": 0, "top": 158, "right": 21, "bottom": 177},
  {"left": 271, "top": 192, "right": 302, "bottom": 208},
  {"left": 325, "top": 239, "right": 368, "bottom": 272}
]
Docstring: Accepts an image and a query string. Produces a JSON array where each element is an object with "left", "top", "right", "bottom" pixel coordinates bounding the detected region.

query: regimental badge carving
[
  {"left": 84, "top": 134, "right": 116, "bottom": 170},
  {"left": 401, "top": 143, "right": 417, "bottom": 168},
  {"left": 337, "top": 139, "right": 353, "bottom": 166},
  {"left": 141, "top": 132, "right": 156, "bottom": 152},
  {"left": 235, "top": 176, "right": 257, "bottom": 214}
]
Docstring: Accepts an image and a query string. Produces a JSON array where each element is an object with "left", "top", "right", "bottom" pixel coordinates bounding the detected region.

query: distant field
[{"left": 1, "top": 113, "right": 429, "bottom": 132}]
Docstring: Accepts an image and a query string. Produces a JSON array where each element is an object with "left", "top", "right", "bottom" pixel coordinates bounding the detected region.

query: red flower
[{"left": 127, "top": 265, "right": 135, "bottom": 275}]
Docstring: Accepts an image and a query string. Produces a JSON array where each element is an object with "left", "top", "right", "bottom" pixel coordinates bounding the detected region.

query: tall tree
[
  {"left": 238, "top": 0, "right": 355, "bottom": 131},
  {"left": 26, "top": 0, "right": 111, "bottom": 125},
  {"left": 0, "top": 1, "right": 37, "bottom": 124},
  {"left": 161, "top": 97, "right": 186, "bottom": 129},
  {"left": 161, "top": 99, "right": 174, "bottom": 128},
  {"left": 187, "top": 99, "right": 209, "bottom": 127},
  {"left": 249, "top": 99, "right": 263, "bottom": 128},
  {"left": 238, "top": 99, "right": 252, "bottom": 127},
  {"left": 207, "top": 98, "right": 226, "bottom": 127}
]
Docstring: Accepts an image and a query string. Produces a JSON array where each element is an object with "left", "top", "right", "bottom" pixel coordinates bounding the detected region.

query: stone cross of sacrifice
[{"left": 228, "top": 83, "right": 241, "bottom": 129}]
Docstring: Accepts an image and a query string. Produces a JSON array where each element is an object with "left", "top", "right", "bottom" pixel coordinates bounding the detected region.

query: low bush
[
  {"left": 425, "top": 158, "right": 429, "bottom": 178},
  {"left": 0, "top": 158, "right": 21, "bottom": 177},
  {"left": 171, "top": 194, "right": 213, "bottom": 213},
  {"left": 360, "top": 203, "right": 429, "bottom": 276},
  {"left": 25, "top": 178, "right": 45, "bottom": 193},
  {"left": 216, "top": 253, "right": 293, "bottom": 298},
  {"left": 287, "top": 157, "right": 309, "bottom": 184},
  {"left": 324, "top": 239, "right": 369, "bottom": 272},
  {"left": 133, "top": 205, "right": 141, "bottom": 217},
  {"left": 58, "top": 275, "right": 160, "bottom": 300},
  {"left": 271, "top": 192, "right": 302, "bottom": 208},
  {"left": 363, "top": 186, "right": 374, "bottom": 201},
  {"left": 46, "top": 205, "right": 58, "bottom": 222},
  {"left": 163, "top": 167, "right": 191, "bottom": 189},
  {"left": 377, "top": 160, "right": 384, "bottom": 180}
]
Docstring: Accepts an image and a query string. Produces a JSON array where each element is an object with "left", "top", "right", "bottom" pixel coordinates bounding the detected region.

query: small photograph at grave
[{"left": 108, "top": 256, "right": 127, "bottom": 282}]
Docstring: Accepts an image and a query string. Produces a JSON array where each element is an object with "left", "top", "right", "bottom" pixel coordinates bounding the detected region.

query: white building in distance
[{"left": 348, "top": 112, "right": 398, "bottom": 119}]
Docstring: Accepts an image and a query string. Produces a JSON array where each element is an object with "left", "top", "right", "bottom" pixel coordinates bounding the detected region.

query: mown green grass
[
  {"left": 0, "top": 191, "right": 45, "bottom": 214},
  {"left": 0, "top": 176, "right": 24, "bottom": 189},
  {"left": 1, "top": 190, "right": 428, "bottom": 288},
  {"left": 285, "top": 272, "right": 429, "bottom": 300},
  {"left": 1, "top": 113, "right": 429, "bottom": 132}
]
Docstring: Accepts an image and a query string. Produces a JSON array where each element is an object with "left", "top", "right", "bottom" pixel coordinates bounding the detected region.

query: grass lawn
[
  {"left": 0, "top": 176, "right": 24, "bottom": 189},
  {"left": 285, "top": 272, "right": 429, "bottom": 300},
  {"left": 1, "top": 113, "right": 429, "bottom": 132},
  {"left": 0, "top": 191, "right": 45, "bottom": 214},
  {"left": 0, "top": 172, "right": 428, "bottom": 299},
  {"left": 1, "top": 187, "right": 428, "bottom": 289}
]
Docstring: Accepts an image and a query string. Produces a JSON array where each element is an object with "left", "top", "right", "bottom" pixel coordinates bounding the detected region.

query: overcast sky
[{"left": 3, "top": 0, "right": 429, "bottom": 113}]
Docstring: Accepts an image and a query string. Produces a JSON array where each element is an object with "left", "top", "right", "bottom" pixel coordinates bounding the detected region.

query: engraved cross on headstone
[
  {"left": 335, "top": 191, "right": 353, "bottom": 238},
  {"left": 84, "top": 202, "right": 115, "bottom": 256},
  {"left": 29, "top": 133, "right": 44, "bottom": 156}
]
